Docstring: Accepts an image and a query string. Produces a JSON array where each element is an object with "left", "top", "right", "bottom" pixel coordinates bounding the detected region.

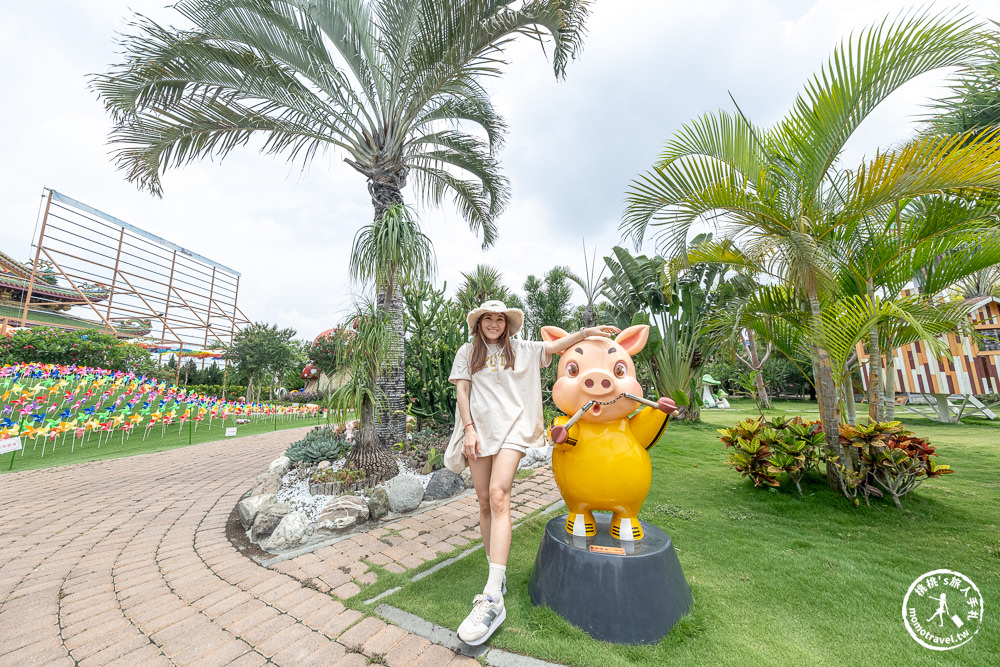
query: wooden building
[{"left": 858, "top": 295, "right": 1000, "bottom": 401}]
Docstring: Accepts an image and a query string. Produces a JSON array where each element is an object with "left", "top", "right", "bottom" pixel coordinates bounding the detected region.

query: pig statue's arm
[
  {"left": 548, "top": 414, "right": 580, "bottom": 451},
  {"left": 628, "top": 397, "right": 675, "bottom": 450}
]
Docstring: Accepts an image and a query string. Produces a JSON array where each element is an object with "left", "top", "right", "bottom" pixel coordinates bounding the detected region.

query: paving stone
[
  {"left": 77, "top": 633, "right": 150, "bottom": 666},
  {"left": 336, "top": 616, "right": 386, "bottom": 649},
  {"left": 330, "top": 652, "right": 369, "bottom": 667},
  {"left": 255, "top": 622, "right": 313, "bottom": 657},
  {"left": 169, "top": 630, "right": 236, "bottom": 666},
  {"left": 240, "top": 613, "right": 297, "bottom": 645},
  {"left": 361, "top": 624, "right": 408, "bottom": 656},
  {"left": 270, "top": 631, "right": 331, "bottom": 666},
  {"left": 189, "top": 638, "right": 254, "bottom": 667},
  {"left": 332, "top": 581, "right": 361, "bottom": 599},
  {"left": 383, "top": 634, "right": 431, "bottom": 667},
  {"left": 412, "top": 644, "right": 462, "bottom": 667}
]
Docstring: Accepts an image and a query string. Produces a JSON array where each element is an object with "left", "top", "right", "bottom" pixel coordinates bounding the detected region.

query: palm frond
[{"left": 779, "top": 8, "right": 987, "bottom": 199}]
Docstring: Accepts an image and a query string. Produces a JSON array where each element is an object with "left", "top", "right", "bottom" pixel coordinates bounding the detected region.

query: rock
[
  {"left": 519, "top": 445, "right": 553, "bottom": 469},
  {"left": 269, "top": 455, "right": 291, "bottom": 477},
  {"left": 250, "top": 471, "right": 282, "bottom": 497},
  {"left": 423, "top": 469, "right": 465, "bottom": 501},
  {"left": 250, "top": 502, "right": 291, "bottom": 542},
  {"left": 384, "top": 475, "right": 424, "bottom": 513},
  {"left": 237, "top": 493, "right": 275, "bottom": 529},
  {"left": 316, "top": 496, "right": 370, "bottom": 532},
  {"left": 460, "top": 468, "right": 474, "bottom": 489},
  {"left": 262, "top": 511, "right": 312, "bottom": 551},
  {"left": 317, "top": 460, "right": 332, "bottom": 471},
  {"left": 367, "top": 488, "right": 390, "bottom": 520}
]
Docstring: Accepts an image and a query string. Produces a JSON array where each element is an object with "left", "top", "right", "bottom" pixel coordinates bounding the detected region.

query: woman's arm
[
  {"left": 543, "top": 325, "right": 620, "bottom": 356},
  {"left": 455, "top": 379, "right": 481, "bottom": 461}
]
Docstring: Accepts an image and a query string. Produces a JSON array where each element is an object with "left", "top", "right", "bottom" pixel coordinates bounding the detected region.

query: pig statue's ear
[
  {"left": 541, "top": 326, "right": 571, "bottom": 343},
  {"left": 615, "top": 324, "right": 649, "bottom": 356}
]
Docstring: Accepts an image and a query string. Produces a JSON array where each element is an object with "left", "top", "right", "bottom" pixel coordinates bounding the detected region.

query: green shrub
[
  {"left": 719, "top": 416, "right": 824, "bottom": 494},
  {"left": 839, "top": 419, "right": 954, "bottom": 509},
  {"left": 313, "top": 464, "right": 367, "bottom": 490},
  {"left": 719, "top": 416, "right": 953, "bottom": 507},
  {"left": 0, "top": 327, "right": 155, "bottom": 372},
  {"left": 285, "top": 426, "right": 351, "bottom": 464},
  {"left": 182, "top": 384, "right": 247, "bottom": 398},
  {"left": 395, "top": 423, "right": 451, "bottom": 474}
]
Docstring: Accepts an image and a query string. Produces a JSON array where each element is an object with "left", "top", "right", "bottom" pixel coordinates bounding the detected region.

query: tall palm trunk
[
  {"left": 375, "top": 288, "right": 407, "bottom": 447},
  {"left": 807, "top": 286, "right": 851, "bottom": 491},
  {"left": 368, "top": 174, "right": 409, "bottom": 448},
  {"left": 866, "top": 280, "right": 883, "bottom": 421},
  {"left": 884, "top": 355, "right": 898, "bottom": 420}
]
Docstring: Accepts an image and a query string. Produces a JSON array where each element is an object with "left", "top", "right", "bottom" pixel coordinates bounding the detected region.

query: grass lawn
[
  {"left": 0, "top": 413, "right": 326, "bottom": 474},
  {"left": 381, "top": 399, "right": 999, "bottom": 665}
]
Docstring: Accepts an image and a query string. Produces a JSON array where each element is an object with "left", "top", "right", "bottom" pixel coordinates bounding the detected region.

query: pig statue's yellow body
[{"left": 542, "top": 325, "right": 673, "bottom": 542}]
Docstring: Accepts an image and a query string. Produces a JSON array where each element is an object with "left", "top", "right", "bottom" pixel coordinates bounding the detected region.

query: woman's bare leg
[
  {"left": 469, "top": 455, "right": 494, "bottom": 559},
  {"left": 486, "top": 449, "right": 523, "bottom": 566}
]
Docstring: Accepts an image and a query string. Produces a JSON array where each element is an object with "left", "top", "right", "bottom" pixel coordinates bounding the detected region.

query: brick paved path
[{"left": 0, "top": 427, "right": 562, "bottom": 666}]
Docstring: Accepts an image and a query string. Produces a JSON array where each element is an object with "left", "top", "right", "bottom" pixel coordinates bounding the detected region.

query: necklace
[{"left": 486, "top": 342, "right": 503, "bottom": 383}]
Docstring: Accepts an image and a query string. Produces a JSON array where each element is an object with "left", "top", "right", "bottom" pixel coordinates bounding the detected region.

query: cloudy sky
[{"left": 3, "top": 0, "right": 999, "bottom": 343}]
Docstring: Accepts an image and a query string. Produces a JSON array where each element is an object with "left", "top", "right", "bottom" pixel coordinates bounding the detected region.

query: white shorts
[{"left": 499, "top": 443, "right": 526, "bottom": 455}]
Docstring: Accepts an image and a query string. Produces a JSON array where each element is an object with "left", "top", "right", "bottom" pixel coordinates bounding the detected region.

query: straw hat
[{"left": 467, "top": 300, "right": 523, "bottom": 337}]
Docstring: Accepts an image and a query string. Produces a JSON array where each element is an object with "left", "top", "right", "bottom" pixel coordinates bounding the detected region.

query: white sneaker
[{"left": 457, "top": 594, "right": 506, "bottom": 646}]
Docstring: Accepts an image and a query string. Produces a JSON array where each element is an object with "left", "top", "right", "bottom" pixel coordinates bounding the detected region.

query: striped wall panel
[{"left": 858, "top": 297, "right": 1000, "bottom": 397}]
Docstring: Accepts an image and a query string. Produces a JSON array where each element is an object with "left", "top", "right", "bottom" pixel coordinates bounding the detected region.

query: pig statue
[{"left": 541, "top": 324, "right": 676, "bottom": 541}]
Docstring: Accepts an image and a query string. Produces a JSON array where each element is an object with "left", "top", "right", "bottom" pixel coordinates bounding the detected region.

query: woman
[{"left": 445, "top": 299, "right": 617, "bottom": 645}]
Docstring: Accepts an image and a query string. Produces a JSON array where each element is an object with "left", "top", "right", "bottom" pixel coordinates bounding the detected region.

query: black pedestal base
[{"left": 529, "top": 514, "right": 691, "bottom": 644}]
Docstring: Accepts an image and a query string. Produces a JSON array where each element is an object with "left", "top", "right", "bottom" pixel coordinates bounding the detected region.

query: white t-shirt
[{"left": 445, "top": 338, "right": 552, "bottom": 472}]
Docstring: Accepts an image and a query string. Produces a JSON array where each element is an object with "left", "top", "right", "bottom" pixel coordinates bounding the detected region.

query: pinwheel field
[{"left": 0, "top": 363, "right": 321, "bottom": 472}]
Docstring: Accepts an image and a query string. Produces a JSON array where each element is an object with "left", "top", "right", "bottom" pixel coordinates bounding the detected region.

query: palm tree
[
  {"left": 951, "top": 267, "right": 1000, "bottom": 299},
  {"left": 830, "top": 196, "right": 1000, "bottom": 420},
  {"left": 454, "top": 264, "right": 522, "bottom": 317},
  {"left": 92, "top": 0, "right": 591, "bottom": 442},
  {"left": 324, "top": 299, "right": 400, "bottom": 483},
  {"left": 565, "top": 240, "right": 607, "bottom": 327},
  {"left": 349, "top": 203, "right": 434, "bottom": 458},
  {"left": 622, "top": 10, "right": 1000, "bottom": 491}
]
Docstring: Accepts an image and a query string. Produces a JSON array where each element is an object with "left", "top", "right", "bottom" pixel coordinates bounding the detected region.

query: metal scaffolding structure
[{"left": 19, "top": 188, "right": 251, "bottom": 367}]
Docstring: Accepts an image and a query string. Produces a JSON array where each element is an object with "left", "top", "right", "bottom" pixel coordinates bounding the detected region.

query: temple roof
[
  {"left": 0, "top": 304, "right": 151, "bottom": 338},
  {"left": 0, "top": 249, "right": 108, "bottom": 304}
]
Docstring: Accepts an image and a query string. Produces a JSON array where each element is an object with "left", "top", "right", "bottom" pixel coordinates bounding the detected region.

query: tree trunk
[
  {"left": 374, "top": 288, "right": 407, "bottom": 447},
  {"left": 808, "top": 287, "right": 850, "bottom": 491},
  {"left": 368, "top": 175, "right": 409, "bottom": 448},
  {"left": 743, "top": 330, "right": 772, "bottom": 408},
  {"left": 843, "top": 377, "right": 857, "bottom": 425},
  {"left": 866, "top": 281, "right": 883, "bottom": 421},
  {"left": 884, "top": 355, "right": 898, "bottom": 420},
  {"left": 347, "top": 394, "right": 399, "bottom": 485}
]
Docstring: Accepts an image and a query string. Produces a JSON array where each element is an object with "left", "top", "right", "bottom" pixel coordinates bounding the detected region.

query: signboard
[
  {"left": 590, "top": 545, "right": 626, "bottom": 556},
  {"left": 0, "top": 437, "right": 23, "bottom": 455},
  {"left": 225, "top": 427, "right": 237, "bottom": 437}
]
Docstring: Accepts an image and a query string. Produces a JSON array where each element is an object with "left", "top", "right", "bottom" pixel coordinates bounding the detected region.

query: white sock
[{"left": 484, "top": 563, "right": 506, "bottom": 600}]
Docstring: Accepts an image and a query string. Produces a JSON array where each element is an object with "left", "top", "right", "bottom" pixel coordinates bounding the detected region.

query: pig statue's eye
[
  {"left": 566, "top": 361, "right": 579, "bottom": 377},
  {"left": 614, "top": 361, "right": 627, "bottom": 378}
]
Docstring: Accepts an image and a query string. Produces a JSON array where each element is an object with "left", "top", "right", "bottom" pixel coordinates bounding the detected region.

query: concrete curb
[{"left": 376, "top": 604, "right": 562, "bottom": 666}]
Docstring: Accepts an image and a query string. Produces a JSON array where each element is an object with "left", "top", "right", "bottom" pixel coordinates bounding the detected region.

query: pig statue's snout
[{"left": 581, "top": 370, "right": 614, "bottom": 393}]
